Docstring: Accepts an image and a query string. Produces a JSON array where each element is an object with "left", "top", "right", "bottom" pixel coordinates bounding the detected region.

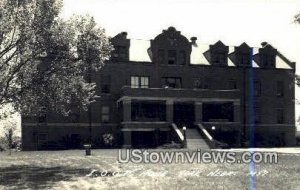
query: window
[
  {"left": 276, "top": 109, "right": 284, "bottom": 124},
  {"left": 212, "top": 52, "right": 227, "bottom": 65},
  {"left": 261, "top": 54, "right": 275, "bottom": 67},
  {"left": 38, "top": 107, "right": 47, "bottom": 123},
  {"left": 203, "top": 78, "right": 210, "bottom": 89},
  {"left": 100, "top": 75, "right": 111, "bottom": 93},
  {"left": 162, "top": 77, "right": 182, "bottom": 88},
  {"left": 179, "top": 50, "right": 186, "bottom": 65},
  {"left": 131, "top": 76, "right": 140, "bottom": 88},
  {"left": 140, "top": 77, "right": 149, "bottom": 88},
  {"left": 101, "top": 106, "right": 110, "bottom": 123},
  {"left": 254, "top": 81, "right": 261, "bottom": 97},
  {"left": 193, "top": 78, "right": 209, "bottom": 89},
  {"left": 193, "top": 79, "right": 202, "bottom": 89},
  {"left": 130, "top": 76, "right": 149, "bottom": 88},
  {"left": 238, "top": 53, "right": 250, "bottom": 65},
  {"left": 70, "top": 112, "right": 80, "bottom": 123},
  {"left": 131, "top": 101, "right": 166, "bottom": 121},
  {"left": 158, "top": 49, "right": 165, "bottom": 64},
  {"left": 276, "top": 81, "right": 284, "bottom": 97},
  {"left": 168, "top": 50, "right": 177, "bottom": 65},
  {"left": 254, "top": 107, "right": 261, "bottom": 123},
  {"left": 202, "top": 102, "right": 234, "bottom": 122},
  {"left": 113, "top": 45, "right": 127, "bottom": 59},
  {"left": 228, "top": 79, "right": 237, "bottom": 89}
]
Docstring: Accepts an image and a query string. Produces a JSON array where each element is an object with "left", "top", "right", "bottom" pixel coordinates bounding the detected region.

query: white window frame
[{"left": 131, "top": 76, "right": 149, "bottom": 88}]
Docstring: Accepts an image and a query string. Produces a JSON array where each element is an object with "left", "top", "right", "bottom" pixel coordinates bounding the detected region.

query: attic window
[
  {"left": 212, "top": 52, "right": 227, "bottom": 65},
  {"left": 113, "top": 45, "right": 127, "bottom": 59},
  {"left": 158, "top": 49, "right": 165, "bottom": 64},
  {"left": 261, "top": 53, "right": 275, "bottom": 67},
  {"left": 168, "top": 50, "right": 176, "bottom": 65},
  {"left": 237, "top": 53, "right": 250, "bottom": 65},
  {"left": 179, "top": 50, "right": 186, "bottom": 65}
]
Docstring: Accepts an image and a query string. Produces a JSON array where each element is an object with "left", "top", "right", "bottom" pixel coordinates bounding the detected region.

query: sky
[{"left": 61, "top": 0, "right": 300, "bottom": 125}]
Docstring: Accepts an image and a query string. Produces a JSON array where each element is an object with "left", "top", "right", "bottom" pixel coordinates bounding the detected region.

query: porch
[{"left": 117, "top": 86, "right": 241, "bottom": 148}]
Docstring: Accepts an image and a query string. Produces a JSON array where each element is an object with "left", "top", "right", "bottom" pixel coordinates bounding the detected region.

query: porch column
[
  {"left": 123, "top": 99, "right": 132, "bottom": 122},
  {"left": 195, "top": 102, "right": 203, "bottom": 123},
  {"left": 233, "top": 101, "right": 241, "bottom": 123},
  {"left": 123, "top": 131, "right": 132, "bottom": 148},
  {"left": 166, "top": 100, "right": 174, "bottom": 123}
]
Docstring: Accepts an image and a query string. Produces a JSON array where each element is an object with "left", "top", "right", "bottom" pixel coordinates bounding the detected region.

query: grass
[{"left": 0, "top": 149, "right": 300, "bottom": 189}]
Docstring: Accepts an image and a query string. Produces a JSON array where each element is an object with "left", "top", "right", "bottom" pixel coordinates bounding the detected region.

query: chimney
[
  {"left": 121, "top": 32, "right": 128, "bottom": 38},
  {"left": 190, "top": 37, "right": 197, "bottom": 45},
  {"left": 261, "top": 42, "right": 268, "bottom": 47}
]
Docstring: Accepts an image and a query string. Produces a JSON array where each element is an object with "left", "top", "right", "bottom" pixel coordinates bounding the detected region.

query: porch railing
[
  {"left": 196, "top": 123, "right": 216, "bottom": 148},
  {"left": 171, "top": 123, "right": 186, "bottom": 148},
  {"left": 196, "top": 123, "right": 229, "bottom": 149}
]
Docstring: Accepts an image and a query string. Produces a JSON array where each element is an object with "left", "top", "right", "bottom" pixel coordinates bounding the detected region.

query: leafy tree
[
  {"left": 295, "top": 12, "right": 300, "bottom": 24},
  {"left": 0, "top": 0, "right": 112, "bottom": 117}
]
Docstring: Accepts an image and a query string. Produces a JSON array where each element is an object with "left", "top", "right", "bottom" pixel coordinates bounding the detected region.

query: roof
[{"left": 128, "top": 39, "right": 292, "bottom": 69}]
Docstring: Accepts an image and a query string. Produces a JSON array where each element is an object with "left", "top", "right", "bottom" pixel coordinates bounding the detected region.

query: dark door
[{"left": 173, "top": 102, "right": 195, "bottom": 128}]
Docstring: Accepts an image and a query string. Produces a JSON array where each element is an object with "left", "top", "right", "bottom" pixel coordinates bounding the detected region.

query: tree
[
  {"left": 0, "top": 107, "right": 20, "bottom": 153},
  {"left": 0, "top": 0, "right": 113, "bottom": 117},
  {"left": 295, "top": 12, "right": 300, "bottom": 24}
]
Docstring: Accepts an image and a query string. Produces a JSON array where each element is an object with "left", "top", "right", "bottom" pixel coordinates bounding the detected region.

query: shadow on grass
[{"left": 0, "top": 165, "right": 90, "bottom": 189}]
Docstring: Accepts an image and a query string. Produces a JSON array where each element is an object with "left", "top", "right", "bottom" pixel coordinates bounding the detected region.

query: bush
[{"left": 102, "top": 133, "right": 115, "bottom": 147}]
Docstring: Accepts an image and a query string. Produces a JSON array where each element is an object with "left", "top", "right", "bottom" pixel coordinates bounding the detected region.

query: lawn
[{"left": 0, "top": 149, "right": 300, "bottom": 190}]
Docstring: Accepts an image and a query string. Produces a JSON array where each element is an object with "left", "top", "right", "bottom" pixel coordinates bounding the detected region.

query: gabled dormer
[
  {"left": 150, "top": 27, "right": 191, "bottom": 66},
  {"left": 110, "top": 32, "right": 130, "bottom": 62},
  {"left": 231, "top": 42, "right": 252, "bottom": 67},
  {"left": 254, "top": 42, "right": 277, "bottom": 68},
  {"left": 204, "top": 41, "right": 229, "bottom": 66}
]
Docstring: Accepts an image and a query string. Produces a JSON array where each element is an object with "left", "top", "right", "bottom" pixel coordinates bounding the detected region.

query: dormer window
[
  {"left": 261, "top": 53, "right": 275, "bottom": 67},
  {"left": 179, "top": 50, "right": 186, "bottom": 65},
  {"left": 233, "top": 43, "right": 252, "bottom": 67},
  {"left": 208, "top": 41, "right": 229, "bottom": 66},
  {"left": 237, "top": 53, "right": 251, "bottom": 65},
  {"left": 113, "top": 45, "right": 127, "bottom": 59},
  {"left": 256, "top": 44, "right": 277, "bottom": 68},
  {"left": 212, "top": 52, "right": 227, "bottom": 65},
  {"left": 110, "top": 32, "right": 130, "bottom": 62},
  {"left": 151, "top": 27, "right": 191, "bottom": 66},
  {"left": 168, "top": 50, "right": 176, "bottom": 65},
  {"left": 158, "top": 49, "right": 165, "bottom": 64}
]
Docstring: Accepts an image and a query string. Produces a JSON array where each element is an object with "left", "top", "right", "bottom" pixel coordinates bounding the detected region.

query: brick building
[{"left": 22, "top": 27, "right": 296, "bottom": 150}]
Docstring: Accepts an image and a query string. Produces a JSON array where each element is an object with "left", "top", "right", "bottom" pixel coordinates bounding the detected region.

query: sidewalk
[{"left": 216, "top": 147, "right": 300, "bottom": 154}]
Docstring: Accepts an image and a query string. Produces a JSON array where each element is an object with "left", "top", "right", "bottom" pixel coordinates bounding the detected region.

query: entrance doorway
[{"left": 173, "top": 102, "right": 195, "bottom": 128}]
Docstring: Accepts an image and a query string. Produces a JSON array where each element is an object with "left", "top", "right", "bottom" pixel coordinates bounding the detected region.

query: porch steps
[{"left": 186, "top": 128, "right": 210, "bottom": 150}]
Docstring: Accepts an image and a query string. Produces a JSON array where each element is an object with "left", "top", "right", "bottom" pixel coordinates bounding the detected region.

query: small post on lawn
[{"left": 84, "top": 144, "right": 91, "bottom": 156}]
